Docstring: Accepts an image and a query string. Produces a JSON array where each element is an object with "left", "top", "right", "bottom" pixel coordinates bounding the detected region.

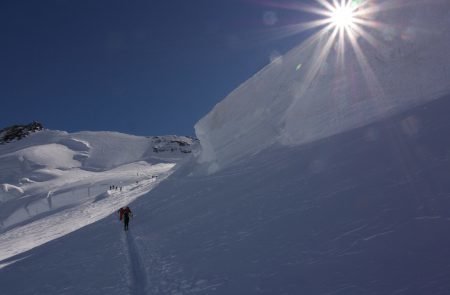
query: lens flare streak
[{"left": 259, "top": 0, "right": 401, "bottom": 105}]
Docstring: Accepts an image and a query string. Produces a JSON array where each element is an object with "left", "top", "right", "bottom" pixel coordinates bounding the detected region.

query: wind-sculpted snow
[
  {"left": 0, "top": 164, "right": 174, "bottom": 263},
  {"left": 0, "top": 130, "right": 195, "bottom": 232},
  {"left": 0, "top": 184, "right": 23, "bottom": 202},
  {"left": 10, "top": 144, "right": 82, "bottom": 169},
  {"left": 195, "top": 1, "right": 450, "bottom": 172}
]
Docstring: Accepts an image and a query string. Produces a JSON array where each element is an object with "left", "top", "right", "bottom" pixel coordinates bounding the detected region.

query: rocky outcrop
[
  {"left": 0, "top": 121, "right": 43, "bottom": 144},
  {"left": 151, "top": 136, "right": 198, "bottom": 154}
]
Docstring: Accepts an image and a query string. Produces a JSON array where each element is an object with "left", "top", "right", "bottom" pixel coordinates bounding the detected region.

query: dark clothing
[
  {"left": 121, "top": 207, "right": 132, "bottom": 231},
  {"left": 124, "top": 215, "right": 130, "bottom": 231},
  {"left": 123, "top": 207, "right": 132, "bottom": 218}
]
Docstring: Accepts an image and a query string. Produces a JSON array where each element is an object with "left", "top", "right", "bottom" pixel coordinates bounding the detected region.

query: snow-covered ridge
[
  {"left": 0, "top": 130, "right": 197, "bottom": 235},
  {"left": 195, "top": 1, "right": 450, "bottom": 173}
]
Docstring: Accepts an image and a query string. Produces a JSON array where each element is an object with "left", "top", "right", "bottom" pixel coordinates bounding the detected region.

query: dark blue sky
[{"left": 1, "top": 0, "right": 312, "bottom": 136}]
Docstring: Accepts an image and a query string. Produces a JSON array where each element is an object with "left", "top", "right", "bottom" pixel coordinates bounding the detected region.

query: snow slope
[
  {"left": 1, "top": 1, "right": 450, "bottom": 294},
  {"left": 0, "top": 130, "right": 196, "bottom": 260},
  {"left": 124, "top": 95, "right": 450, "bottom": 294},
  {"left": 195, "top": 0, "right": 450, "bottom": 172},
  {"left": 2, "top": 94, "right": 450, "bottom": 294}
]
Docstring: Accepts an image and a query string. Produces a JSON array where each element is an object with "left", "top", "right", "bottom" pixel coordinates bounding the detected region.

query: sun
[
  {"left": 254, "top": 0, "right": 394, "bottom": 92},
  {"left": 330, "top": 2, "right": 356, "bottom": 29}
]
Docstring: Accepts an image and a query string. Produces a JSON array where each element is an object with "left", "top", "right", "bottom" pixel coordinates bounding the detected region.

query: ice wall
[{"left": 195, "top": 1, "right": 450, "bottom": 173}]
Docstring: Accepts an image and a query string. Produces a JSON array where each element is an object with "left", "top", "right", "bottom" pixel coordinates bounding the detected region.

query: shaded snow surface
[{"left": 2, "top": 95, "right": 450, "bottom": 294}]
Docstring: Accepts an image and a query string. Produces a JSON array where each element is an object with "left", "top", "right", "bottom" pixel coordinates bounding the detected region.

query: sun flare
[
  {"left": 330, "top": 3, "right": 356, "bottom": 29},
  {"left": 255, "top": 0, "right": 398, "bottom": 111}
]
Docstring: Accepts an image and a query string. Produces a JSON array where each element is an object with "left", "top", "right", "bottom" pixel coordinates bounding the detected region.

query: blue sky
[{"left": 0, "top": 0, "right": 312, "bottom": 136}]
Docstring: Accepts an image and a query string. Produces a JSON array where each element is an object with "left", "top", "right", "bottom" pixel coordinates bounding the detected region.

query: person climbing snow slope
[{"left": 122, "top": 206, "right": 133, "bottom": 231}]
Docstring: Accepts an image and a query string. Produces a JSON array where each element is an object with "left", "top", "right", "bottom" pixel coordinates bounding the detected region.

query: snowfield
[
  {"left": 0, "top": 131, "right": 195, "bottom": 262},
  {"left": 2, "top": 96, "right": 450, "bottom": 294},
  {"left": 0, "top": 163, "right": 174, "bottom": 263},
  {"left": 1, "top": 1, "right": 450, "bottom": 294}
]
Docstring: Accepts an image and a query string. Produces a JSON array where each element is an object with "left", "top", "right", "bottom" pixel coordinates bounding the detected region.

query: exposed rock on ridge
[{"left": 0, "top": 122, "right": 43, "bottom": 144}]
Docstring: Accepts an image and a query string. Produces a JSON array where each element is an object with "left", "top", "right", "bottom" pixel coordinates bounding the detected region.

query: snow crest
[{"left": 195, "top": 1, "right": 450, "bottom": 172}]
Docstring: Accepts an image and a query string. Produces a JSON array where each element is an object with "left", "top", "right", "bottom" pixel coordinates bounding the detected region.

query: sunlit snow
[{"left": 1, "top": 1, "right": 450, "bottom": 294}]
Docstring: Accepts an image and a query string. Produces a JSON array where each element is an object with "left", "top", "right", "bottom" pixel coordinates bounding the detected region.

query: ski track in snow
[
  {"left": 123, "top": 232, "right": 148, "bottom": 295},
  {"left": 0, "top": 163, "right": 175, "bottom": 265}
]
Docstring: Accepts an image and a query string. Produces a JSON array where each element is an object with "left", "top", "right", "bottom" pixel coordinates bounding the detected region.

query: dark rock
[{"left": 0, "top": 121, "right": 43, "bottom": 144}]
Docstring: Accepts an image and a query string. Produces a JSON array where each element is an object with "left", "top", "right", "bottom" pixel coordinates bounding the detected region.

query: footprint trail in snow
[{"left": 0, "top": 163, "right": 175, "bottom": 264}]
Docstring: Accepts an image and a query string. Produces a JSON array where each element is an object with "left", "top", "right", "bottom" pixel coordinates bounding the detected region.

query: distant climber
[{"left": 118, "top": 206, "right": 133, "bottom": 231}]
